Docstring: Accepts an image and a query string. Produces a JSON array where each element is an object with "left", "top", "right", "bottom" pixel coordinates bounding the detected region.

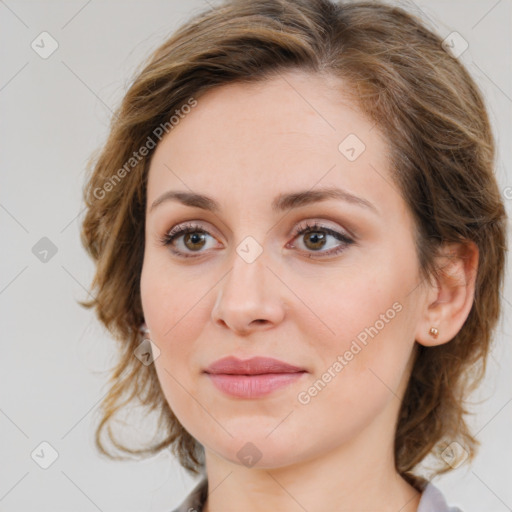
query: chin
[{"left": 201, "top": 426, "right": 308, "bottom": 469}]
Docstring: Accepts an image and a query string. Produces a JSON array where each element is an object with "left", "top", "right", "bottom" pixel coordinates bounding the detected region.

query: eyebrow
[{"left": 149, "top": 186, "right": 378, "bottom": 215}]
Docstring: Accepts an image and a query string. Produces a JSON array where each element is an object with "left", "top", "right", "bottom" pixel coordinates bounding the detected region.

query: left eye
[
  {"left": 159, "top": 221, "right": 355, "bottom": 259},
  {"left": 288, "top": 221, "right": 354, "bottom": 257}
]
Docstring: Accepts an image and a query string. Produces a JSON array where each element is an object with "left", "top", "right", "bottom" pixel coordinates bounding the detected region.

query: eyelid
[
  {"left": 291, "top": 218, "right": 354, "bottom": 239},
  {"left": 164, "top": 216, "right": 355, "bottom": 240},
  {"left": 160, "top": 218, "right": 356, "bottom": 259},
  {"left": 287, "top": 220, "right": 355, "bottom": 253},
  {"left": 166, "top": 220, "right": 220, "bottom": 240}
]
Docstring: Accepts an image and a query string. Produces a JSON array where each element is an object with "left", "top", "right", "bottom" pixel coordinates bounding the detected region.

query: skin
[{"left": 140, "top": 69, "right": 478, "bottom": 512}]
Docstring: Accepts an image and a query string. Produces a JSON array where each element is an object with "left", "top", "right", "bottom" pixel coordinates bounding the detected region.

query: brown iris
[
  {"left": 303, "top": 231, "right": 326, "bottom": 251},
  {"left": 184, "top": 232, "right": 207, "bottom": 251}
]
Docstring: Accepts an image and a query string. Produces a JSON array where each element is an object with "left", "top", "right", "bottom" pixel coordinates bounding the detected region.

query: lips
[
  {"left": 204, "top": 356, "right": 305, "bottom": 375},
  {"left": 203, "top": 356, "right": 307, "bottom": 399}
]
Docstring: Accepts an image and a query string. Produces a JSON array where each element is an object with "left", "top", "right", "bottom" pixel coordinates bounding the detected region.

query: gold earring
[{"left": 429, "top": 327, "right": 439, "bottom": 339}]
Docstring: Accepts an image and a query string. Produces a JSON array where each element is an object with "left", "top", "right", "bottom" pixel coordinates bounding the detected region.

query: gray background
[{"left": 1, "top": 1, "right": 511, "bottom": 511}]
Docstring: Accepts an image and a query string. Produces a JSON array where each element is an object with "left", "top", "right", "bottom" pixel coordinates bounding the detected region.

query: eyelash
[{"left": 158, "top": 221, "right": 355, "bottom": 259}]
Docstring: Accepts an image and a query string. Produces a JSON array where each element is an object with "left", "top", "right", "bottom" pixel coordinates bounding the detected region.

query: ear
[{"left": 415, "top": 241, "right": 479, "bottom": 347}]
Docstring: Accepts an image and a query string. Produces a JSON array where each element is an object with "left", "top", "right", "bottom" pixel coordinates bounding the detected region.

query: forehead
[{"left": 146, "top": 70, "right": 399, "bottom": 216}]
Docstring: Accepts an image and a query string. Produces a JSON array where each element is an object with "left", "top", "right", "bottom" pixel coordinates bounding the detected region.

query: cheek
[
  {"left": 140, "top": 248, "right": 207, "bottom": 342},
  {"left": 292, "top": 282, "right": 417, "bottom": 457},
  {"left": 140, "top": 256, "right": 212, "bottom": 410},
  {"left": 303, "top": 247, "right": 419, "bottom": 403},
  {"left": 140, "top": 269, "right": 205, "bottom": 429},
  {"left": 312, "top": 262, "right": 416, "bottom": 359}
]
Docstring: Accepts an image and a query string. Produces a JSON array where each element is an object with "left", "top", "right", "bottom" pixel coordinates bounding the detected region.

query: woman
[{"left": 80, "top": 0, "right": 508, "bottom": 511}]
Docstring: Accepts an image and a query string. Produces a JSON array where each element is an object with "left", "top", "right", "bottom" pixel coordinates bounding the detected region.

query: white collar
[
  {"left": 171, "top": 477, "right": 464, "bottom": 512},
  {"left": 417, "top": 482, "right": 463, "bottom": 512}
]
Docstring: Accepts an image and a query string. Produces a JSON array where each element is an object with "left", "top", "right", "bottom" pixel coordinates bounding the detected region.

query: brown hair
[{"left": 79, "top": 0, "right": 508, "bottom": 487}]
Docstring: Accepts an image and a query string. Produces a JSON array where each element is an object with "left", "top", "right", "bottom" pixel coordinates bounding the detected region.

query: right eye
[{"left": 159, "top": 222, "right": 220, "bottom": 258}]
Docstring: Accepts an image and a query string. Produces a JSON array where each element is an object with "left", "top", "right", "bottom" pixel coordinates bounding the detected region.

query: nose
[{"left": 211, "top": 249, "right": 286, "bottom": 336}]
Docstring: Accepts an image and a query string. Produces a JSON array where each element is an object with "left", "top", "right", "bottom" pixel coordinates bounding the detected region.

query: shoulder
[
  {"left": 169, "top": 476, "right": 208, "bottom": 512},
  {"left": 418, "top": 481, "right": 464, "bottom": 512}
]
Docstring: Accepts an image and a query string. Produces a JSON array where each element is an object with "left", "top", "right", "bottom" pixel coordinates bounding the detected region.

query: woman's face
[{"left": 141, "top": 70, "right": 428, "bottom": 469}]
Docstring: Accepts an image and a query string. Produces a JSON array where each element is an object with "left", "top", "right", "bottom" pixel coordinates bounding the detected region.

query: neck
[{"left": 201, "top": 420, "right": 421, "bottom": 512}]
